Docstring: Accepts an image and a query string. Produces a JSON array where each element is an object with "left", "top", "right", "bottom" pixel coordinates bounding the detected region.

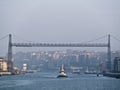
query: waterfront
[{"left": 0, "top": 72, "right": 120, "bottom": 90}]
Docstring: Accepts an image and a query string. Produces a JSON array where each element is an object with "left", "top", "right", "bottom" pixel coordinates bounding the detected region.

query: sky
[{"left": 0, "top": 0, "right": 120, "bottom": 56}]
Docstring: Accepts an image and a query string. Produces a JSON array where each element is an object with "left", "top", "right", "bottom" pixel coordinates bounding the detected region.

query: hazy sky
[{"left": 0, "top": 0, "right": 120, "bottom": 56}]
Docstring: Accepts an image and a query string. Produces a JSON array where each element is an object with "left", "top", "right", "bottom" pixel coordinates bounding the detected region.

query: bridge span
[
  {"left": 12, "top": 43, "right": 108, "bottom": 47},
  {"left": 7, "top": 34, "right": 111, "bottom": 72}
]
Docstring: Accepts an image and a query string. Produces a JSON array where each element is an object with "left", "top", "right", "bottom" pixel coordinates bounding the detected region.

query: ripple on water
[
  {"left": 0, "top": 72, "right": 120, "bottom": 90},
  {"left": 0, "top": 80, "right": 33, "bottom": 88}
]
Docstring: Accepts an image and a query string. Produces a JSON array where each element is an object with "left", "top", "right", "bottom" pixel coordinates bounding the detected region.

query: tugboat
[{"left": 57, "top": 64, "right": 68, "bottom": 78}]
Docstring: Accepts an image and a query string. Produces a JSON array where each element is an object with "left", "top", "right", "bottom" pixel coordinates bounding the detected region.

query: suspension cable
[
  {"left": 12, "top": 34, "right": 33, "bottom": 43},
  {"left": 12, "top": 34, "right": 109, "bottom": 43},
  {"left": 111, "top": 35, "right": 120, "bottom": 43},
  {"left": 83, "top": 35, "right": 108, "bottom": 43},
  {"left": 0, "top": 34, "right": 9, "bottom": 41}
]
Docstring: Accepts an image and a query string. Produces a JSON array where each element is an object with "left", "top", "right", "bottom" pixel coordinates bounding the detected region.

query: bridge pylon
[
  {"left": 107, "top": 34, "right": 111, "bottom": 71},
  {"left": 8, "top": 34, "right": 13, "bottom": 72}
]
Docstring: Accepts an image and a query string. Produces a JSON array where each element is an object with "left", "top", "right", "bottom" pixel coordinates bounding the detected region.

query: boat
[
  {"left": 84, "top": 67, "right": 89, "bottom": 74},
  {"left": 57, "top": 64, "right": 68, "bottom": 78},
  {"left": 84, "top": 67, "right": 97, "bottom": 74},
  {"left": 72, "top": 69, "right": 81, "bottom": 74}
]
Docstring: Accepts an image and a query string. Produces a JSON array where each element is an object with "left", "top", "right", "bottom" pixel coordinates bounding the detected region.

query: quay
[
  {"left": 0, "top": 72, "right": 11, "bottom": 76},
  {"left": 103, "top": 72, "right": 120, "bottom": 78}
]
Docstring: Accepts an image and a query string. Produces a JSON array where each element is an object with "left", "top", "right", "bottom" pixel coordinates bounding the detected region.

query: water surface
[{"left": 0, "top": 72, "right": 120, "bottom": 90}]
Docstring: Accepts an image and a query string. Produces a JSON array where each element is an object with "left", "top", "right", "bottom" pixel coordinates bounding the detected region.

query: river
[{"left": 0, "top": 72, "right": 120, "bottom": 90}]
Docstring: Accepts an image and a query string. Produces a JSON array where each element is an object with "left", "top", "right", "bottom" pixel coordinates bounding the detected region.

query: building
[
  {"left": 0, "top": 57, "right": 8, "bottom": 72},
  {"left": 22, "top": 63, "right": 27, "bottom": 71},
  {"left": 114, "top": 57, "right": 120, "bottom": 73}
]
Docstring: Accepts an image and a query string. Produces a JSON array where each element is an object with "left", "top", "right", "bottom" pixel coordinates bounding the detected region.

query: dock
[
  {"left": 103, "top": 72, "right": 120, "bottom": 78},
  {"left": 0, "top": 72, "right": 12, "bottom": 76}
]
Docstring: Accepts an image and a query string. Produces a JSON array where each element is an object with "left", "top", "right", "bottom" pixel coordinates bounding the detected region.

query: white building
[{"left": 0, "top": 58, "right": 8, "bottom": 72}]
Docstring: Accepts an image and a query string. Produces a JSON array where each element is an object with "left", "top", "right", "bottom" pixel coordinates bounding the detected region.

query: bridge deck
[{"left": 12, "top": 43, "right": 108, "bottom": 47}]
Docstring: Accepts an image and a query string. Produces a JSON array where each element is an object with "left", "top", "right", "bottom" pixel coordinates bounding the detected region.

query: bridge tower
[
  {"left": 107, "top": 34, "right": 111, "bottom": 71},
  {"left": 8, "top": 34, "right": 13, "bottom": 72}
]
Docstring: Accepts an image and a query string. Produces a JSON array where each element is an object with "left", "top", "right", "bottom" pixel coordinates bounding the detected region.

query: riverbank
[
  {"left": 0, "top": 72, "right": 11, "bottom": 76},
  {"left": 103, "top": 72, "right": 120, "bottom": 78}
]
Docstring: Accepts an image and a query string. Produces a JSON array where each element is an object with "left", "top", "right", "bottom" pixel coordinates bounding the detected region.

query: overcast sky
[{"left": 0, "top": 0, "right": 120, "bottom": 56}]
